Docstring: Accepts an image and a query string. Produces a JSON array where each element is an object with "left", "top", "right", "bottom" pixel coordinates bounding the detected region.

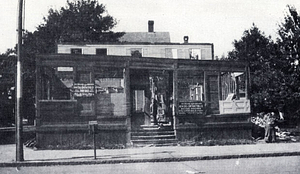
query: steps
[{"left": 131, "top": 125, "right": 177, "bottom": 147}]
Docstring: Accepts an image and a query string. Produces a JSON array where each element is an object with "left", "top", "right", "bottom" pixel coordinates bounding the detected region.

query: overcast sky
[{"left": 1, "top": 0, "right": 300, "bottom": 57}]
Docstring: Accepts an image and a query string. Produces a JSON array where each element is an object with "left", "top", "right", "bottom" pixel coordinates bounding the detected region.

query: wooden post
[
  {"left": 93, "top": 125, "right": 96, "bottom": 160},
  {"left": 235, "top": 76, "right": 240, "bottom": 100},
  {"left": 172, "top": 63, "right": 178, "bottom": 133},
  {"left": 16, "top": 0, "right": 24, "bottom": 162},
  {"left": 245, "top": 66, "right": 250, "bottom": 100},
  {"left": 124, "top": 63, "right": 131, "bottom": 147}
]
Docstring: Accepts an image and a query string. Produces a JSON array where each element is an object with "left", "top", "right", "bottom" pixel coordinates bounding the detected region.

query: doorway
[{"left": 130, "top": 69, "right": 173, "bottom": 130}]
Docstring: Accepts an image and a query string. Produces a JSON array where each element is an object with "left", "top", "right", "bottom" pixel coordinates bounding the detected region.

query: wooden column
[
  {"left": 245, "top": 66, "right": 250, "bottom": 100},
  {"left": 218, "top": 71, "right": 222, "bottom": 101},
  {"left": 35, "top": 59, "right": 41, "bottom": 126},
  {"left": 172, "top": 63, "right": 178, "bottom": 132},
  {"left": 235, "top": 75, "right": 240, "bottom": 100},
  {"left": 124, "top": 62, "right": 131, "bottom": 147}
]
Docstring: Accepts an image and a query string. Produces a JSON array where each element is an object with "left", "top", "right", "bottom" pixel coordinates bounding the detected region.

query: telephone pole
[{"left": 16, "top": 0, "right": 24, "bottom": 162}]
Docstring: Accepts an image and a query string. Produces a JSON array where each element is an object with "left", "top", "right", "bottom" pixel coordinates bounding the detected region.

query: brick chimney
[
  {"left": 148, "top": 20, "right": 154, "bottom": 32},
  {"left": 184, "top": 36, "right": 189, "bottom": 43}
]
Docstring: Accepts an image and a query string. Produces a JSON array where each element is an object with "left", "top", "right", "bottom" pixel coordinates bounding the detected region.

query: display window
[{"left": 39, "top": 66, "right": 126, "bottom": 117}]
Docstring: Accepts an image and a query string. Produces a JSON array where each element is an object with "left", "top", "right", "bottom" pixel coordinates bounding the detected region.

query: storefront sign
[
  {"left": 178, "top": 101, "right": 205, "bottom": 116},
  {"left": 73, "top": 83, "right": 95, "bottom": 97}
]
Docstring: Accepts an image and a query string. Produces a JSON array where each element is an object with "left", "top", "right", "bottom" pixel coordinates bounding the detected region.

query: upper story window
[
  {"left": 129, "top": 48, "right": 143, "bottom": 57},
  {"left": 189, "top": 49, "right": 201, "bottom": 60},
  {"left": 71, "top": 48, "right": 82, "bottom": 55},
  {"left": 96, "top": 48, "right": 107, "bottom": 56}
]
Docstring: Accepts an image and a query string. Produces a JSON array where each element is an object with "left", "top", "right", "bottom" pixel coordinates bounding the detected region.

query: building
[{"left": 35, "top": 21, "right": 251, "bottom": 148}]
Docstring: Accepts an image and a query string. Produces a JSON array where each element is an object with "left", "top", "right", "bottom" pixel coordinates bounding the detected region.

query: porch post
[
  {"left": 218, "top": 71, "right": 222, "bottom": 101},
  {"left": 172, "top": 62, "right": 178, "bottom": 133},
  {"left": 235, "top": 76, "right": 240, "bottom": 100},
  {"left": 124, "top": 62, "right": 131, "bottom": 147},
  {"left": 245, "top": 66, "right": 250, "bottom": 100}
]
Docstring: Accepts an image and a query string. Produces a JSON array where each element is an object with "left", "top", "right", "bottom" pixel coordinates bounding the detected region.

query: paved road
[{"left": 1, "top": 156, "right": 299, "bottom": 174}]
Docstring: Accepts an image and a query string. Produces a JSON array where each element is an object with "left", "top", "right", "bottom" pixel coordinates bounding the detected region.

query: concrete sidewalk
[{"left": 1, "top": 142, "right": 300, "bottom": 167}]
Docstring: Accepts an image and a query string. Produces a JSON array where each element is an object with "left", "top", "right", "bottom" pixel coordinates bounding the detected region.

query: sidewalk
[{"left": 1, "top": 142, "right": 300, "bottom": 167}]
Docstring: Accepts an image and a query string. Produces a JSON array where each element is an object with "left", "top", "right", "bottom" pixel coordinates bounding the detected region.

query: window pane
[{"left": 96, "top": 48, "right": 107, "bottom": 55}]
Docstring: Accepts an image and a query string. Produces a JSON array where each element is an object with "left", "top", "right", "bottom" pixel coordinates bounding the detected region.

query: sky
[{"left": 1, "top": 0, "right": 300, "bottom": 57}]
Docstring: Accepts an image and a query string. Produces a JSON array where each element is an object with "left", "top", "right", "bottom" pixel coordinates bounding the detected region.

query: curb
[{"left": 1, "top": 151, "right": 300, "bottom": 167}]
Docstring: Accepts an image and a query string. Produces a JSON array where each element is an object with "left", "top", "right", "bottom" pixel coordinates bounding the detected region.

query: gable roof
[{"left": 119, "top": 32, "right": 171, "bottom": 43}]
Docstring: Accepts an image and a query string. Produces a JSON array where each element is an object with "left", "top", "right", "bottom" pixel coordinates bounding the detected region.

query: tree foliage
[
  {"left": 227, "top": 25, "right": 279, "bottom": 113},
  {"left": 23, "top": 0, "right": 124, "bottom": 55},
  {"left": 0, "top": 0, "right": 124, "bottom": 126},
  {"left": 228, "top": 6, "right": 300, "bottom": 118},
  {"left": 275, "top": 5, "right": 300, "bottom": 117}
]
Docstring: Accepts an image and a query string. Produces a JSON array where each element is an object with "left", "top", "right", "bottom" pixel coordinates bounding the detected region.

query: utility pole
[{"left": 16, "top": 0, "right": 24, "bottom": 162}]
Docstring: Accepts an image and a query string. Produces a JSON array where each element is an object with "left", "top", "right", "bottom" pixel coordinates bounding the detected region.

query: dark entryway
[{"left": 130, "top": 69, "right": 173, "bottom": 130}]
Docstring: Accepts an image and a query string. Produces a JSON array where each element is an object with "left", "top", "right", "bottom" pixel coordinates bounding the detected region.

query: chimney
[
  {"left": 184, "top": 36, "right": 189, "bottom": 43},
  {"left": 148, "top": 20, "right": 154, "bottom": 32}
]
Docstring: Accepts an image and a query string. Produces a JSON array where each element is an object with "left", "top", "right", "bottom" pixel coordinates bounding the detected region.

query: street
[{"left": 1, "top": 156, "right": 299, "bottom": 174}]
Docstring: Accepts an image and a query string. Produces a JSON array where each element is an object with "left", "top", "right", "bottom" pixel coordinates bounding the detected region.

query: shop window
[
  {"left": 219, "top": 71, "right": 250, "bottom": 114},
  {"left": 94, "top": 67, "right": 126, "bottom": 117},
  {"left": 76, "top": 71, "right": 92, "bottom": 84},
  {"left": 220, "top": 72, "right": 246, "bottom": 100},
  {"left": 190, "top": 84, "right": 203, "bottom": 101},
  {"left": 71, "top": 48, "right": 82, "bottom": 55},
  {"left": 96, "top": 48, "right": 107, "bottom": 55},
  {"left": 40, "top": 66, "right": 74, "bottom": 100},
  {"left": 94, "top": 67, "right": 124, "bottom": 94},
  {"left": 178, "top": 70, "right": 204, "bottom": 101}
]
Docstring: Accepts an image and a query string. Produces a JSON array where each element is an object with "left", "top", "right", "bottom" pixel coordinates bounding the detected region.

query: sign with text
[{"left": 178, "top": 101, "right": 205, "bottom": 116}]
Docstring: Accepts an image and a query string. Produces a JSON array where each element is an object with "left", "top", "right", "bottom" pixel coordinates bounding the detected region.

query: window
[
  {"left": 129, "top": 48, "right": 143, "bottom": 57},
  {"left": 94, "top": 67, "right": 124, "bottom": 94},
  {"left": 133, "top": 90, "right": 145, "bottom": 112},
  {"left": 71, "top": 48, "right": 82, "bottom": 55},
  {"left": 190, "top": 85, "right": 203, "bottom": 101},
  {"left": 189, "top": 49, "right": 201, "bottom": 60},
  {"left": 178, "top": 70, "right": 204, "bottom": 101},
  {"left": 96, "top": 48, "right": 107, "bottom": 55},
  {"left": 76, "top": 71, "right": 92, "bottom": 84}
]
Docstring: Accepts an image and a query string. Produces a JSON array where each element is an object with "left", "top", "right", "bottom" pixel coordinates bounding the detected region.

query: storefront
[{"left": 35, "top": 54, "right": 251, "bottom": 148}]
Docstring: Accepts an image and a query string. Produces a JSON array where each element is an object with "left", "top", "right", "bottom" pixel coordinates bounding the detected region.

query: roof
[{"left": 119, "top": 32, "right": 171, "bottom": 43}]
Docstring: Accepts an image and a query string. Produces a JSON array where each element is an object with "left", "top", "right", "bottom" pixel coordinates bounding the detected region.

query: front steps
[{"left": 131, "top": 124, "right": 177, "bottom": 147}]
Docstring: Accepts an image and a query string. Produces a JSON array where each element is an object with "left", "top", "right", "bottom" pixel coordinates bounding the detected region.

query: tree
[
  {"left": 275, "top": 5, "right": 300, "bottom": 117},
  {"left": 227, "top": 25, "right": 279, "bottom": 113},
  {"left": 23, "top": 0, "right": 124, "bottom": 55},
  {"left": 0, "top": 50, "right": 16, "bottom": 126},
  {"left": 5, "top": 0, "right": 124, "bottom": 125}
]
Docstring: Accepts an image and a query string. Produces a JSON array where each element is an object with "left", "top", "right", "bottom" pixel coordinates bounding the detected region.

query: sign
[
  {"left": 73, "top": 83, "right": 95, "bottom": 97},
  {"left": 178, "top": 101, "right": 205, "bottom": 116},
  {"left": 57, "top": 67, "right": 73, "bottom": 72},
  {"left": 89, "top": 121, "right": 98, "bottom": 125}
]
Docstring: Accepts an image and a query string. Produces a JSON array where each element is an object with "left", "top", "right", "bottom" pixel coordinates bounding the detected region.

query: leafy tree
[
  {"left": 0, "top": 50, "right": 16, "bottom": 126},
  {"left": 275, "top": 5, "right": 300, "bottom": 117},
  {"left": 0, "top": 0, "right": 124, "bottom": 125},
  {"left": 227, "top": 25, "right": 279, "bottom": 113},
  {"left": 228, "top": 6, "right": 300, "bottom": 121},
  {"left": 23, "top": 0, "right": 124, "bottom": 55}
]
